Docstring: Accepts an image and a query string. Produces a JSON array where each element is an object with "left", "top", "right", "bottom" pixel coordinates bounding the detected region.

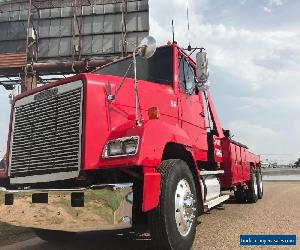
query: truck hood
[{"left": 84, "top": 73, "right": 177, "bottom": 116}]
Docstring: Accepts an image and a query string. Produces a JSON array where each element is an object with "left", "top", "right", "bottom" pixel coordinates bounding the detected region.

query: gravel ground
[
  {"left": 193, "top": 182, "right": 300, "bottom": 250},
  {"left": 1, "top": 182, "right": 299, "bottom": 250}
]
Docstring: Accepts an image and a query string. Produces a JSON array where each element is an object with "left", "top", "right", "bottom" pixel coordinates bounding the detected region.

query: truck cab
[{"left": 0, "top": 41, "right": 262, "bottom": 250}]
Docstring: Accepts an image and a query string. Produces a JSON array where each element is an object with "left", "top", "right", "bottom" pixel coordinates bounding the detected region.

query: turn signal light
[{"left": 148, "top": 107, "right": 160, "bottom": 120}]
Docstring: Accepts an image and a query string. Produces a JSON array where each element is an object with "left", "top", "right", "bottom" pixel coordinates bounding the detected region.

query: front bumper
[{"left": 0, "top": 183, "right": 133, "bottom": 232}]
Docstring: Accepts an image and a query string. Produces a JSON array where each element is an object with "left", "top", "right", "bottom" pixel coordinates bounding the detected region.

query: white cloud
[
  {"left": 0, "top": 89, "right": 11, "bottom": 155},
  {"left": 263, "top": 0, "right": 286, "bottom": 13},
  {"left": 151, "top": 5, "right": 300, "bottom": 91},
  {"left": 269, "top": 0, "right": 283, "bottom": 6},
  {"left": 228, "top": 120, "right": 279, "bottom": 150},
  {"left": 149, "top": 0, "right": 300, "bottom": 163},
  {"left": 263, "top": 6, "right": 272, "bottom": 12},
  {"left": 236, "top": 96, "right": 300, "bottom": 109},
  {"left": 227, "top": 120, "right": 297, "bottom": 163},
  {"left": 0, "top": 122, "right": 8, "bottom": 155}
]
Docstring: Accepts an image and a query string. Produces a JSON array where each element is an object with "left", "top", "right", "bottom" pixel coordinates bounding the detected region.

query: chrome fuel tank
[{"left": 201, "top": 176, "right": 221, "bottom": 202}]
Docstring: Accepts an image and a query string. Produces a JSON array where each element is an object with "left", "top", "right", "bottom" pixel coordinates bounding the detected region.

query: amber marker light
[{"left": 148, "top": 107, "right": 160, "bottom": 120}]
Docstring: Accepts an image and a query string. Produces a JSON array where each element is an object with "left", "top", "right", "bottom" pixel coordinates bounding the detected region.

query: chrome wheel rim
[
  {"left": 253, "top": 174, "right": 258, "bottom": 196},
  {"left": 174, "top": 179, "right": 196, "bottom": 237},
  {"left": 259, "top": 174, "right": 263, "bottom": 193}
]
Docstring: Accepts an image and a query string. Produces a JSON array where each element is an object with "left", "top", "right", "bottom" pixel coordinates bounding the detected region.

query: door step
[
  {"left": 201, "top": 170, "right": 224, "bottom": 176},
  {"left": 204, "top": 194, "right": 230, "bottom": 211}
]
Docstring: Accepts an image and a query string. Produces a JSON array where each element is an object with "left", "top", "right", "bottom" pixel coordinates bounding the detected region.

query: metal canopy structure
[{"left": 0, "top": 0, "right": 149, "bottom": 91}]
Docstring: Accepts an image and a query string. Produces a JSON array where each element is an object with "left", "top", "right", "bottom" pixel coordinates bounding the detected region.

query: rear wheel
[
  {"left": 148, "top": 159, "right": 198, "bottom": 250},
  {"left": 256, "top": 170, "right": 263, "bottom": 199},
  {"left": 34, "top": 229, "right": 76, "bottom": 243},
  {"left": 245, "top": 167, "right": 258, "bottom": 203}
]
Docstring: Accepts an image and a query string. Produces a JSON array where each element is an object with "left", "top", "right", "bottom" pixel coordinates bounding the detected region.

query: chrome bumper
[{"left": 0, "top": 183, "right": 133, "bottom": 232}]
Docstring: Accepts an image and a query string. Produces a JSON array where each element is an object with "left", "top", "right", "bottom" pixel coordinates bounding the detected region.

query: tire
[
  {"left": 245, "top": 167, "right": 258, "bottom": 203},
  {"left": 34, "top": 229, "right": 76, "bottom": 243},
  {"left": 256, "top": 170, "right": 263, "bottom": 199},
  {"left": 148, "top": 159, "right": 198, "bottom": 250},
  {"left": 234, "top": 186, "right": 246, "bottom": 202}
]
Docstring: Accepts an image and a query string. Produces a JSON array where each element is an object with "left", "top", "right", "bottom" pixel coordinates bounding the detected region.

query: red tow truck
[{"left": 0, "top": 37, "right": 263, "bottom": 250}]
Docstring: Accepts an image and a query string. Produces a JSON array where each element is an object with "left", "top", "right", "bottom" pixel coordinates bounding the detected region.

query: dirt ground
[{"left": 0, "top": 181, "right": 299, "bottom": 250}]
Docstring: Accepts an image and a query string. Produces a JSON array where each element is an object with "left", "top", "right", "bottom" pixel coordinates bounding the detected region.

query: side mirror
[
  {"left": 133, "top": 36, "right": 157, "bottom": 127},
  {"left": 137, "top": 36, "right": 157, "bottom": 59},
  {"left": 223, "top": 129, "right": 231, "bottom": 138},
  {"left": 196, "top": 50, "right": 209, "bottom": 84}
]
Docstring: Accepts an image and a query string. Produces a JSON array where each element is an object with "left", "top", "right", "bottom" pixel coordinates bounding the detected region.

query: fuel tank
[{"left": 201, "top": 175, "right": 221, "bottom": 202}]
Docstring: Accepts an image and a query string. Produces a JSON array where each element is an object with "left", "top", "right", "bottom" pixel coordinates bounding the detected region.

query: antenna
[
  {"left": 172, "top": 19, "right": 175, "bottom": 43},
  {"left": 186, "top": 0, "right": 191, "bottom": 50}
]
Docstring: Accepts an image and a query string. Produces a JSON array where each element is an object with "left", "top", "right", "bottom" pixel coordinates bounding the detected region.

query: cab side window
[{"left": 179, "top": 57, "right": 196, "bottom": 94}]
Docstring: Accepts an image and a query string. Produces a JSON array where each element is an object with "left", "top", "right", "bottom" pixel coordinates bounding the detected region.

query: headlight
[{"left": 103, "top": 136, "right": 139, "bottom": 158}]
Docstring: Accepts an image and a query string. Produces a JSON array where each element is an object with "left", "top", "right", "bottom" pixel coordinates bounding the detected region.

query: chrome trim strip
[
  {"left": 201, "top": 170, "right": 225, "bottom": 176},
  {"left": 0, "top": 183, "right": 133, "bottom": 232},
  {"left": 9, "top": 171, "right": 80, "bottom": 185},
  {"left": 204, "top": 194, "right": 230, "bottom": 209},
  {"left": 14, "top": 81, "right": 83, "bottom": 108},
  {"left": 0, "top": 183, "right": 133, "bottom": 193}
]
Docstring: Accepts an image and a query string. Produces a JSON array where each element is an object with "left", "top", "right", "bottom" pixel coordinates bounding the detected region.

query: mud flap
[{"left": 142, "top": 172, "right": 161, "bottom": 212}]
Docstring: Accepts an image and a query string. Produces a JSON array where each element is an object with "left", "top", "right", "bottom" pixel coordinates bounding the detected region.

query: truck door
[{"left": 178, "top": 55, "right": 206, "bottom": 149}]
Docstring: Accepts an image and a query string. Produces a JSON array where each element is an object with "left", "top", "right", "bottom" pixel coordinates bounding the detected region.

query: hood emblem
[{"left": 34, "top": 88, "right": 58, "bottom": 101}]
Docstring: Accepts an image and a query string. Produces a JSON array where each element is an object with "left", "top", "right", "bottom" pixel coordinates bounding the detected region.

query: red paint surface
[
  {"left": 220, "top": 137, "right": 260, "bottom": 189},
  {"left": 142, "top": 167, "right": 161, "bottom": 212},
  {"left": 1, "top": 43, "right": 260, "bottom": 210}
]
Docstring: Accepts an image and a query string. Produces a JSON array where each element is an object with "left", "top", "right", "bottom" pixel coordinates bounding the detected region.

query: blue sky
[
  {"left": 1, "top": 0, "right": 299, "bottom": 163},
  {"left": 149, "top": 0, "right": 300, "bottom": 164}
]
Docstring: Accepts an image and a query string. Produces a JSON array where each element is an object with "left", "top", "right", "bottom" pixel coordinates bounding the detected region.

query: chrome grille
[{"left": 9, "top": 82, "right": 83, "bottom": 182}]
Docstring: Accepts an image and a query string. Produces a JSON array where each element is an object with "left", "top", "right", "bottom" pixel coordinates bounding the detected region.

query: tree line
[{"left": 295, "top": 158, "right": 300, "bottom": 168}]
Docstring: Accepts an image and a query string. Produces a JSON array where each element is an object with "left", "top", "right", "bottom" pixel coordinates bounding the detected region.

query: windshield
[{"left": 95, "top": 46, "right": 173, "bottom": 85}]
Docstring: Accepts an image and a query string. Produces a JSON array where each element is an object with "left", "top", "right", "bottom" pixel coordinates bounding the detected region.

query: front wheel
[{"left": 148, "top": 159, "right": 198, "bottom": 250}]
